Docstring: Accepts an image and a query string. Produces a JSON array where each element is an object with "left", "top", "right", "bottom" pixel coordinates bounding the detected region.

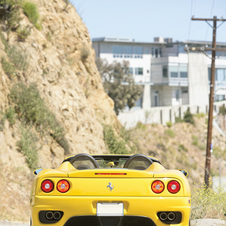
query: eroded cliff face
[{"left": 0, "top": 0, "right": 118, "bottom": 221}]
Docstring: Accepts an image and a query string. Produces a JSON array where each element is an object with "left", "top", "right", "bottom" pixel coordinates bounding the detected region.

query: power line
[
  {"left": 205, "top": 0, "right": 216, "bottom": 41},
  {"left": 188, "top": 0, "right": 193, "bottom": 40}
]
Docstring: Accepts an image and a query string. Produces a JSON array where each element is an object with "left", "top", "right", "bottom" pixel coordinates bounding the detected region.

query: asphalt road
[{"left": 0, "top": 219, "right": 226, "bottom": 226}]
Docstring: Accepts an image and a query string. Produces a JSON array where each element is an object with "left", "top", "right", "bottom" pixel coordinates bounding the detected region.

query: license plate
[{"left": 97, "top": 203, "right": 124, "bottom": 216}]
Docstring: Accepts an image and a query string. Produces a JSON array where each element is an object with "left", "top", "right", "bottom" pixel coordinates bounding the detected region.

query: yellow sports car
[{"left": 30, "top": 153, "right": 191, "bottom": 226}]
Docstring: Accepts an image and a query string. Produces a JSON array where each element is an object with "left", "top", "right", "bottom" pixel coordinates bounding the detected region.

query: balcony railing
[{"left": 113, "top": 54, "right": 143, "bottom": 59}]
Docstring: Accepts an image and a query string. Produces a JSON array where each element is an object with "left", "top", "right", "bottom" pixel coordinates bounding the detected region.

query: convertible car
[{"left": 30, "top": 153, "right": 191, "bottom": 226}]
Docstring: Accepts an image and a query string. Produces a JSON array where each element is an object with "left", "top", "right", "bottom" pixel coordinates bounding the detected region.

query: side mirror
[
  {"left": 33, "top": 168, "right": 43, "bottom": 175},
  {"left": 179, "top": 169, "right": 189, "bottom": 177}
]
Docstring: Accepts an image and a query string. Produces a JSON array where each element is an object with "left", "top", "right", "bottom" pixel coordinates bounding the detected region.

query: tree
[{"left": 96, "top": 58, "right": 142, "bottom": 115}]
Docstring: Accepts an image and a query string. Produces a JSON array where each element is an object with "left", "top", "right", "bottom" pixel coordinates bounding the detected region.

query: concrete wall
[
  {"left": 118, "top": 100, "right": 226, "bottom": 129},
  {"left": 188, "top": 53, "right": 209, "bottom": 106}
]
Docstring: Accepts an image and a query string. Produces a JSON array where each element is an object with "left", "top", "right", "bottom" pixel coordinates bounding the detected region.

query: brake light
[
  {"left": 57, "top": 180, "right": 70, "bottom": 193},
  {"left": 41, "top": 180, "right": 54, "bottom": 193},
  {"left": 167, "top": 180, "right": 180, "bottom": 193},
  {"left": 95, "top": 173, "right": 127, "bottom": 175},
  {"left": 151, "top": 180, "right": 164, "bottom": 193}
]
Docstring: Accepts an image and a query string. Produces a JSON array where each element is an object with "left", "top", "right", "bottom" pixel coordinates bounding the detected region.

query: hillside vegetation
[{"left": 0, "top": 0, "right": 119, "bottom": 221}]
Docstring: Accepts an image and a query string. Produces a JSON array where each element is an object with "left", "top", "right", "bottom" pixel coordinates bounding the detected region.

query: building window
[
  {"left": 129, "top": 67, "right": 133, "bottom": 75},
  {"left": 134, "top": 46, "right": 143, "bottom": 58},
  {"left": 216, "top": 68, "right": 226, "bottom": 81},
  {"left": 169, "top": 66, "right": 178, "bottom": 78},
  {"left": 180, "top": 66, "right": 188, "bottom": 78},
  {"left": 163, "top": 66, "right": 168, "bottom": 78},
  {"left": 135, "top": 68, "right": 143, "bottom": 75},
  {"left": 113, "top": 46, "right": 123, "bottom": 58},
  {"left": 124, "top": 46, "right": 133, "bottom": 58}
]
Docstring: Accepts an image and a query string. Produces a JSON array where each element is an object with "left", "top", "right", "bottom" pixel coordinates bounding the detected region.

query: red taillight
[
  {"left": 57, "top": 180, "right": 70, "bottom": 193},
  {"left": 167, "top": 180, "right": 180, "bottom": 193},
  {"left": 95, "top": 173, "right": 127, "bottom": 175},
  {"left": 151, "top": 180, "right": 165, "bottom": 193},
  {"left": 41, "top": 180, "right": 54, "bottom": 193}
]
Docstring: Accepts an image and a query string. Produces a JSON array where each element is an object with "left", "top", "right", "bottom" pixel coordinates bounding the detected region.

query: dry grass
[
  {"left": 191, "top": 184, "right": 226, "bottom": 220},
  {"left": 0, "top": 161, "right": 32, "bottom": 222}
]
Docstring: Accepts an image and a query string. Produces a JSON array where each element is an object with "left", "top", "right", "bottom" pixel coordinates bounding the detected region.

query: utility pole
[{"left": 185, "top": 16, "right": 226, "bottom": 187}]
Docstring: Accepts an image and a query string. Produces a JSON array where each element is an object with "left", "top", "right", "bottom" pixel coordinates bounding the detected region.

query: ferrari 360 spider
[{"left": 30, "top": 153, "right": 191, "bottom": 226}]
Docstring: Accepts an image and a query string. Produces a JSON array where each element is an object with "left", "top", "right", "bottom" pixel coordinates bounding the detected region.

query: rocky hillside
[{"left": 0, "top": 0, "right": 119, "bottom": 221}]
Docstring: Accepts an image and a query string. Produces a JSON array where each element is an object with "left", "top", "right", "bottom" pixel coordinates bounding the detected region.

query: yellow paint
[{"left": 31, "top": 158, "right": 191, "bottom": 226}]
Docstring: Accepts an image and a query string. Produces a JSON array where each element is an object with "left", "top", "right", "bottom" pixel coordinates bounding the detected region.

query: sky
[{"left": 70, "top": 0, "right": 226, "bottom": 43}]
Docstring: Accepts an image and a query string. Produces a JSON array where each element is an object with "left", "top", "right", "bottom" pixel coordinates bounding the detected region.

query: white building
[{"left": 92, "top": 37, "right": 226, "bottom": 112}]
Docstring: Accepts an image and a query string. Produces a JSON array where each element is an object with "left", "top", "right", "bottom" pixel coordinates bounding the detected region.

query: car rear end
[{"left": 31, "top": 167, "right": 191, "bottom": 226}]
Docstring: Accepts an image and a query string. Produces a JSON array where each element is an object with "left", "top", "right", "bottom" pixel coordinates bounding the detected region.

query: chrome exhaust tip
[
  {"left": 53, "top": 211, "right": 61, "bottom": 220},
  {"left": 168, "top": 212, "right": 176, "bottom": 221},
  {"left": 159, "top": 212, "right": 168, "bottom": 221},
  {"left": 45, "top": 211, "right": 54, "bottom": 220}
]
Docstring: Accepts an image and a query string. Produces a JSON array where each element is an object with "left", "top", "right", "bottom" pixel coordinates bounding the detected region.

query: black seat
[
  {"left": 123, "top": 154, "right": 153, "bottom": 170},
  {"left": 70, "top": 153, "right": 99, "bottom": 170}
]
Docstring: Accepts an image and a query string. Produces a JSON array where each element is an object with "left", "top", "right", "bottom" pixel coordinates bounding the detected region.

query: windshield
[{"left": 95, "top": 157, "right": 128, "bottom": 168}]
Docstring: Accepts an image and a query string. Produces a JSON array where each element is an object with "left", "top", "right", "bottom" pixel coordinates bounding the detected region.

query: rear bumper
[{"left": 31, "top": 196, "right": 191, "bottom": 226}]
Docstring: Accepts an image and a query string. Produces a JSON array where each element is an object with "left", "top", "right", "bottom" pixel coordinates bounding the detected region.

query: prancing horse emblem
[{"left": 107, "top": 182, "right": 114, "bottom": 191}]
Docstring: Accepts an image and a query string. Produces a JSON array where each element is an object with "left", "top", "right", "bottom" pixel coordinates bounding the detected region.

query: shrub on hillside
[
  {"left": 10, "top": 83, "right": 69, "bottom": 154},
  {"left": 103, "top": 124, "right": 129, "bottom": 154},
  {"left": 17, "top": 25, "right": 31, "bottom": 41},
  {"left": 80, "top": 47, "right": 90, "bottom": 62},
  {"left": 219, "top": 105, "right": 226, "bottom": 115},
  {"left": 183, "top": 108, "right": 195, "bottom": 125},
  {"left": 23, "top": 1, "right": 41, "bottom": 30},
  {"left": 165, "top": 129, "right": 175, "bottom": 138},
  {"left": 0, "top": 0, "right": 22, "bottom": 30},
  {"left": 0, "top": 32, "right": 29, "bottom": 72},
  {"left": 166, "top": 121, "right": 172, "bottom": 128},
  {"left": 16, "top": 125, "right": 39, "bottom": 170},
  {"left": 5, "top": 107, "right": 15, "bottom": 126},
  {"left": 1, "top": 58, "right": 15, "bottom": 79}
]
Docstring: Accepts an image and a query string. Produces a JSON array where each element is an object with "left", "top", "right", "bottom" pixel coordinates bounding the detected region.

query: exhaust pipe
[
  {"left": 168, "top": 212, "right": 176, "bottom": 221},
  {"left": 159, "top": 212, "right": 168, "bottom": 221},
  {"left": 45, "top": 211, "right": 54, "bottom": 220},
  {"left": 53, "top": 211, "right": 61, "bottom": 220}
]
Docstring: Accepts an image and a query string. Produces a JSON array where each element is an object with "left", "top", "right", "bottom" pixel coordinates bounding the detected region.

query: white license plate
[{"left": 97, "top": 203, "right": 124, "bottom": 216}]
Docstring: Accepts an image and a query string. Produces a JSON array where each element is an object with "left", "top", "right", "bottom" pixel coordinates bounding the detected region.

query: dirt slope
[{"left": 0, "top": 0, "right": 118, "bottom": 221}]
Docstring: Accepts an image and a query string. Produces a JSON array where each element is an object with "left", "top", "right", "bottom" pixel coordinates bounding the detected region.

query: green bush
[
  {"left": 195, "top": 113, "right": 206, "bottom": 118},
  {"left": 183, "top": 108, "right": 195, "bottom": 125},
  {"left": 192, "top": 135, "right": 199, "bottom": 146},
  {"left": 219, "top": 105, "right": 226, "bottom": 115},
  {"left": 23, "top": 1, "right": 41, "bottom": 30},
  {"left": 17, "top": 25, "right": 31, "bottom": 41},
  {"left": 175, "top": 117, "right": 183, "bottom": 123},
  {"left": 0, "top": 0, "right": 22, "bottom": 30},
  {"left": 178, "top": 144, "right": 188, "bottom": 152},
  {"left": 10, "top": 83, "right": 69, "bottom": 154},
  {"left": 103, "top": 124, "right": 129, "bottom": 154},
  {"left": 165, "top": 129, "right": 175, "bottom": 138},
  {"left": 166, "top": 121, "right": 172, "bottom": 128},
  {"left": 16, "top": 125, "right": 39, "bottom": 170},
  {"left": 5, "top": 107, "right": 15, "bottom": 126},
  {"left": 135, "top": 121, "right": 146, "bottom": 131},
  {"left": 1, "top": 58, "right": 15, "bottom": 79},
  {"left": 0, "top": 114, "right": 6, "bottom": 131},
  {"left": 0, "top": 33, "right": 29, "bottom": 72}
]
